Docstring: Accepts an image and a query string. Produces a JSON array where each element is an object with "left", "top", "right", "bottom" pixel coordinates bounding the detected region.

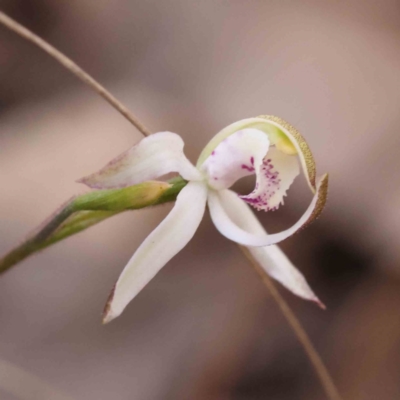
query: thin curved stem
[
  {"left": 0, "top": 11, "right": 151, "bottom": 137},
  {"left": 0, "top": 10, "right": 343, "bottom": 399},
  {"left": 239, "top": 246, "right": 343, "bottom": 400}
]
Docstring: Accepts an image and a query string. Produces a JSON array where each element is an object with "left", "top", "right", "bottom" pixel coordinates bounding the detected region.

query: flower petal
[
  {"left": 241, "top": 146, "right": 300, "bottom": 211},
  {"left": 79, "top": 132, "right": 202, "bottom": 189},
  {"left": 103, "top": 181, "right": 207, "bottom": 323},
  {"left": 208, "top": 174, "right": 328, "bottom": 247},
  {"left": 201, "top": 128, "right": 270, "bottom": 190},
  {"left": 197, "top": 116, "right": 317, "bottom": 193},
  {"left": 211, "top": 189, "right": 323, "bottom": 305}
]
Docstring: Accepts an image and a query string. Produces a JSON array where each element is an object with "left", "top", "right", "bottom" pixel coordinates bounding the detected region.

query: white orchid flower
[{"left": 79, "top": 116, "right": 328, "bottom": 323}]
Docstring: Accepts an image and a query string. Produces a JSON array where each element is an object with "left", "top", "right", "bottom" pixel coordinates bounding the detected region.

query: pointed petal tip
[
  {"left": 288, "top": 288, "right": 325, "bottom": 310},
  {"left": 76, "top": 175, "right": 98, "bottom": 189},
  {"left": 102, "top": 284, "right": 117, "bottom": 325},
  {"left": 317, "top": 300, "right": 327, "bottom": 310},
  {"left": 313, "top": 296, "right": 326, "bottom": 310},
  {"left": 102, "top": 312, "right": 114, "bottom": 325}
]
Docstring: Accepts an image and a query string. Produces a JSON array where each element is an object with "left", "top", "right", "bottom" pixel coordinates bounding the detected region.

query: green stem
[{"left": 0, "top": 178, "right": 187, "bottom": 275}]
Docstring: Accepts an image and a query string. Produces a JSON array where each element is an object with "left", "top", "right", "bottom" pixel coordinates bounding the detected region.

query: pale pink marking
[{"left": 241, "top": 157, "right": 281, "bottom": 212}]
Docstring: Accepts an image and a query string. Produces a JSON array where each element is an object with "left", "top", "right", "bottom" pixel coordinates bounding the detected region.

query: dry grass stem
[
  {"left": 239, "top": 246, "right": 343, "bottom": 400},
  {"left": 0, "top": 11, "right": 151, "bottom": 137}
]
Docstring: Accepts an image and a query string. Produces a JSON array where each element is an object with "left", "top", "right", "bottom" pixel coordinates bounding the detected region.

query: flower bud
[{"left": 72, "top": 181, "right": 173, "bottom": 212}]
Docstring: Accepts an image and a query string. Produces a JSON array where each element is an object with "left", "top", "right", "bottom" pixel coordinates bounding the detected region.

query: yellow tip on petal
[{"left": 258, "top": 115, "right": 317, "bottom": 193}]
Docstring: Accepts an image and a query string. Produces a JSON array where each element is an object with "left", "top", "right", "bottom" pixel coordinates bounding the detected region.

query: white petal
[
  {"left": 211, "top": 189, "right": 322, "bottom": 305},
  {"left": 79, "top": 132, "right": 202, "bottom": 189},
  {"left": 103, "top": 181, "right": 207, "bottom": 323},
  {"left": 197, "top": 116, "right": 319, "bottom": 194},
  {"left": 208, "top": 174, "right": 328, "bottom": 247},
  {"left": 201, "top": 129, "right": 270, "bottom": 190},
  {"left": 241, "top": 146, "right": 300, "bottom": 211}
]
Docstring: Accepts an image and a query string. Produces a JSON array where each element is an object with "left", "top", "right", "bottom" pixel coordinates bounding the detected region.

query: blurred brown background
[{"left": 0, "top": 1, "right": 400, "bottom": 399}]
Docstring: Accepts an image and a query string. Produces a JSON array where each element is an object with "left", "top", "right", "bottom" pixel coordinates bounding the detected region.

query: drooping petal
[
  {"left": 197, "top": 116, "right": 317, "bottom": 194},
  {"left": 208, "top": 173, "right": 328, "bottom": 247},
  {"left": 211, "top": 189, "right": 323, "bottom": 306},
  {"left": 103, "top": 181, "right": 207, "bottom": 323},
  {"left": 241, "top": 146, "right": 300, "bottom": 211},
  {"left": 201, "top": 128, "right": 270, "bottom": 190},
  {"left": 79, "top": 132, "right": 202, "bottom": 189}
]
